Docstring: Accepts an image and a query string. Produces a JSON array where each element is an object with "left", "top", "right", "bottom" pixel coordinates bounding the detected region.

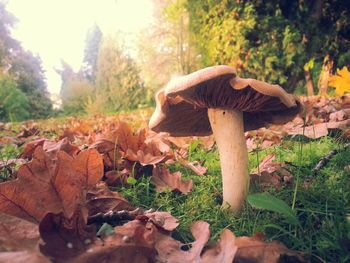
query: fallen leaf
[
  {"left": 0, "top": 147, "right": 103, "bottom": 222},
  {"left": 151, "top": 167, "right": 193, "bottom": 194},
  {"left": 0, "top": 213, "right": 49, "bottom": 263},
  {"left": 86, "top": 182, "right": 132, "bottom": 216},
  {"left": 137, "top": 211, "right": 179, "bottom": 232},
  {"left": 235, "top": 235, "right": 306, "bottom": 263},
  {"left": 0, "top": 213, "right": 40, "bottom": 251},
  {"left": 175, "top": 152, "right": 207, "bottom": 176},
  {"left": 250, "top": 154, "right": 293, "bottom": 190},
  {"left": 17, "top": 127, "right": 39, "bottom": 138},
  {"left": 329, "top": 109, "right": 348, "bottom": 122},
  {"left": 289, "top": 123, "right": 329, "bottom": 139},
  {"left": 202, "top": 229, "right": 237, "bottom": 263},
  {"left": 39, "top": 209, "right": 96, "bottom": 263},
  {"left": 155, "top": 221, "right": 210, "bottom": 263},
  {"left": 0, "top": 251, "right": 50, "bottom": 263},
  {"left": 21, "top": 138, "right": 80, "bottom": 160}
]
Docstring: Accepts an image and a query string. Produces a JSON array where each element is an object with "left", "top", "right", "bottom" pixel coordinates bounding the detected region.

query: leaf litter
[{"left": 0, "top": 95, "right": 349, "bottom": 262}]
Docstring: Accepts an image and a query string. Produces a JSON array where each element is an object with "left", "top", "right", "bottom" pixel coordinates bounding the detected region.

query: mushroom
[{"left": 149, "top": 65, "right": 302, "bottom": 212}]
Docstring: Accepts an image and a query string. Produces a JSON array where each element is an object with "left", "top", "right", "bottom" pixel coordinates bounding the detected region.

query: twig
[
  {"left": 87, "top": 208, "right": 154, "bottom": 225},
  {"left": 313, "top": 143, "right": 350, "bottom": 173},
  {"left": 87, "top": 209, "right": 138, "bottom": 225}
]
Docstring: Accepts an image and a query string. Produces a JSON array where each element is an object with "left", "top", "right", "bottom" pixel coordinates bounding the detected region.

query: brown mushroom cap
[{"left": 149, "top": 65, "right": 302, "bottom": 136}]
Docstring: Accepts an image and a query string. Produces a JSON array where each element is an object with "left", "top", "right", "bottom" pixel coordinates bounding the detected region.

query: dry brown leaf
[
  {"left": 155, "top": 221, "right": 210, "bottom": 263},
  {"left": 137, "top": 211, "right": 179, "bottom": 232},
  {"left": 175, "top": 151, "right": 207, "bottom": 176},
  {"left": 235, "top": 235, "right": 306, "bottom": 263},
  {"left": 71, "top": 219, "right": 158, "bottom": 263},
  {"left": 0, "top": 213, "right": 40, "bottom": 251},
  {"left": 21, "top": 138, "right": 80, "bottom": 160},
  {"left": 16, "top": 127, "right": 39, "bottom": 139},
  {"left": 104, "top": 169, "right": 130, "bottom": 186},
  {"left": 0, "top": 251, "right": 50, "bottom": 263},
  {"left": 92, "top": 122, "right": 172, "bottom": 172},
  {"left": 289, "top": 123, "right": 329, "bottom": 139},
  {"left": 39, "top": 210, "right": 96, "bottom": 263},
  {"left": 329, "top": 109, "right": 348, "bottom": 122},
  {"left": 136, "top": 140, "right": 171, "bottom": 166},
  {"left": 86, "top": 182, "right": 132, "bottom": 216},
  {"left": 0, "top": 213, "right": 49, "bottom": 263},
  {"left": 20, "top": 138, "right": 46, "bottom": 159},
  {"left": 151, "top": 167, "right": 193, "bottom": 194},
  {"left": 202, "top": 229, "right": 237, "bottom": 263},
  {"left": 250, "top": 154, "right": 293, "bottom": 190},
  {"left": 0, "top": 147, "right": 103, "bottom": 222}
]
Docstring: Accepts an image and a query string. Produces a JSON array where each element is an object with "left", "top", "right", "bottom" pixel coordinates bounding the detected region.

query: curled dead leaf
[
  {"left": 235, "top": 235, "right": 306, "bottom": 263},
  {"left": 155, "top": 221, "right": 210, "bottom": 263},
  {"left": 39, "top": 209, "right": 96, "bottom": 263},
  {"left": 151, "top": 167, "right": 193, "bottom": 194},
  {"left": 86, "top": 182, "right": 132, "bottom": 216},
  {"left": 0, "top": 147, "right": 103, "bottom": 222}
]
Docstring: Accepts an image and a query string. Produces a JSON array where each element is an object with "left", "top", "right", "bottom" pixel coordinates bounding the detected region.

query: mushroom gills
[{"left": 208, "top": 108, "right": 249, "bottom": 212}]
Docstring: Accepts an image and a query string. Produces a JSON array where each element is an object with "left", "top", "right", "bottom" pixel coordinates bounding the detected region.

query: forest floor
[{"left": 0, "top": 96, "right": 349, "bottom": 262}]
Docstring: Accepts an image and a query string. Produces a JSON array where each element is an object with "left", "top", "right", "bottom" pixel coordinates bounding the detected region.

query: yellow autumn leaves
[{"left": 329, "top": 66, "right": 350, "bottom": 95}]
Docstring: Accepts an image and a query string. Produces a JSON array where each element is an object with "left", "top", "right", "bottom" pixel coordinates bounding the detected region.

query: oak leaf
[
  {"left": 0, "top": 147, "right": 103, "bottom": 222},
  {"left": 201, "top": 229, "right": 237, "bottom": 263},
  {"left": 235, "top": 235, "right": 306, "bottom": 263},
  {"left": 39, "top": 210, "right": 96, "bottom": 263},
  {"left": 0, "top": 213, "right": 49, "bottom": 263},
  {"left": 86, "top": 182, "right": 132, "bottom": 216},
  {"left": 151, "top": 167, "right": 193, "bottom": 194},
  {"left": 251, "top": 154, "right": 293, "bottom": 190},
  {"left": 155, "top": 221, "right": 210, "bottom": 263}
]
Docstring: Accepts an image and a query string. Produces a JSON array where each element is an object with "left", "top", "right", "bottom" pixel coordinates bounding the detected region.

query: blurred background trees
[
  {"left": 0, "top": 2, "right": 52, "bottom": 122},
  {"left": 1, "top": 0, "right": 350, "bottom": 120}
]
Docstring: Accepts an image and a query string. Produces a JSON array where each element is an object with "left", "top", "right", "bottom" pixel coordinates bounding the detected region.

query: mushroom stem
[{"left": 208, "top": 108, "right": 249, "bottom": 212}]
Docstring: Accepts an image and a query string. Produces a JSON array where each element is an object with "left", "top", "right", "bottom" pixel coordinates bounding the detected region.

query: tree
[
  {"left": 9, "top": 50, "right": 52, "bottom": 119},
  {"left": 95, "top": 35, "right": 144, "bottom": 111},
  {"left": 81, "top": 24, "right": 102, "bottom": 84},
  {"left": 137, "top": 0, "right": 201, "bottom": 98},
  {"left": 56, "top": 60, "right": 93, "bottom": 114},
  {"left": 0, "top": 1, "right": 20, "bottom": 69},
  {"left": 187, "top": 0, "right": 350, "bottom": 93},
  {"left": 0, "top": 73, "right": 29, "bottom": 122},
  {"left": 0, "top": 2, "right": 52, "bottom": 119}
]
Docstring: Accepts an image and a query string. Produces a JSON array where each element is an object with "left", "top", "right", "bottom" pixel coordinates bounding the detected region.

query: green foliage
[
  {"left": 57, "top": 60, "right": 94, "bottom": 115},
  {"left": 137, "top": 0, "right": 201, "bottom": 97},
  {"left": 247, "top": 193, "right": 299, "bottom": 225},
  {"left": 187, "top": 1, "right": 306, "bottom": 90},
  {"left": 9, "top": 50, "right": 53, "bottom": 119},
  {"left": 0, "top": 2, "right": 52, "bottom": 120},
  {"left": 0, "top": 74, "right": 29, "bottom": 121},
  {"left": 118, "top": 136, "right": 350, "bottom": 262},
  {"left": 187, "top": 0, "right": 350, "bottom": 93},
  {"left": 96, "top": 36, "right": 145, "bottom": 112},
  {"left": 82, "top": 24, "right": 102, "bottom": 83}
]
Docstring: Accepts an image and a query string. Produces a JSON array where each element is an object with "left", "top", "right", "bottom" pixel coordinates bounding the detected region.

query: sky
[{"left": 7, "top": 0, "right": 154, "bottom": 95}]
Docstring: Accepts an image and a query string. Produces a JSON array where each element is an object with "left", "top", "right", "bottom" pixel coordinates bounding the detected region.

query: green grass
[
  {"left": 1, "top": 116, "right": 349, "bottom": 262},
  {"left": 118, "top": 136, "right": 350, "bottom": 263}
]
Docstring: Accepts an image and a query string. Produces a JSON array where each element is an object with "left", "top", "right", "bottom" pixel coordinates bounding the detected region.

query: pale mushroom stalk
[
  {"left": 148, "top": 65, "right": 301, "bottom": 213},
  {"left": 208, "top": 108, "right": 248, "bottom": 212}
]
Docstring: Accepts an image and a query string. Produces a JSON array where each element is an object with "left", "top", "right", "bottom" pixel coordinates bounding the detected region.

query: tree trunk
[
  {"left": 304, "top": 69, "right": 314, "bottom": 96},
  {"left": 318, "top": 54, "right": 333, "bottom": 96},
  {"left": 311, "top": 0, "right": 324, "bottom": 20}
]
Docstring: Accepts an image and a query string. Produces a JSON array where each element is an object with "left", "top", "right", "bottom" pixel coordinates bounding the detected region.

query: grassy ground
[
  {"left": 119, "top": 136, "right": 350, "bottom": 262},
  {"left": 1, "top": 119, "right": 349, "bottom": 262}
]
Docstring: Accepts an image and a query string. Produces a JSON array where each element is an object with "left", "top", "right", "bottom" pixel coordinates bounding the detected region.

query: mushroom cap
[{"left": 149, "top": 65, "right": 302, "bottom": 136}]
